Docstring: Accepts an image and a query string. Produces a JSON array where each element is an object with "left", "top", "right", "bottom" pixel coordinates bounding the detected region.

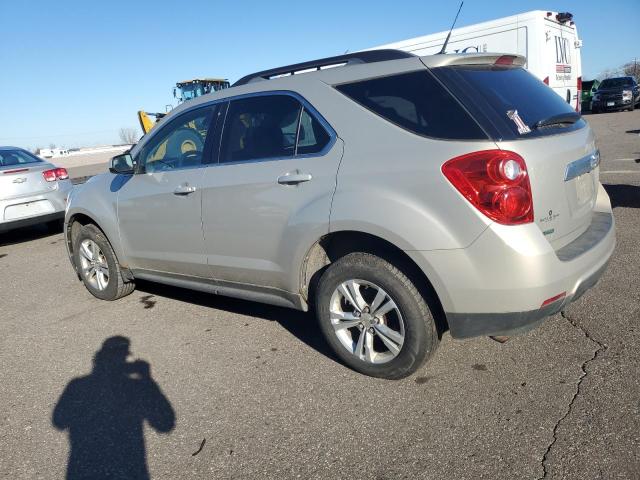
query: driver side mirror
[{"left": 109, "top": 153, "right": 135, "bottom": 174}]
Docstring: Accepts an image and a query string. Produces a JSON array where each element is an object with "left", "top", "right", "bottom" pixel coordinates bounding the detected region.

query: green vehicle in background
[{"left": 581, "top": 79, "right": 600, "bottom": 111}]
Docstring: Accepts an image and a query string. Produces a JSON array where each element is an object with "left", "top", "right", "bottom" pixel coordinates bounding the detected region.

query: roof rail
[{"left": 232, "top": 49, "right": 415, "bottom": 87}]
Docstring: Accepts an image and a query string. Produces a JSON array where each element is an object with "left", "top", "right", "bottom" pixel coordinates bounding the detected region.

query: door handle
[
  {"left": 277, "top": 172, "right": 312, "bottom": 185},
  {"left": 173, "top": 185, "right": 197, "bottom": 195}
]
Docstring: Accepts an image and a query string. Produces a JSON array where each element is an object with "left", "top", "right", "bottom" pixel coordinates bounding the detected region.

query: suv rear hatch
[{"left": 431, "top": 59, "right": 597, "bottom": 248}]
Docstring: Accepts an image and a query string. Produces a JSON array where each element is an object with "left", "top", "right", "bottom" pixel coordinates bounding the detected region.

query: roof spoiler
[{"left": 421, "top": 53, "right": 527, "bottom": 68}]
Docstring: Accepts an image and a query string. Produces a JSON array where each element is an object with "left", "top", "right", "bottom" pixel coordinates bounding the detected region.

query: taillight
[
  {"left": 42, "top": 168, "right": 69, "bottom": 182},
  {"left": 442, "top": 150, "right": 534, "bottom": 225},
  {"left": 576, "top": 76, "right": 583, "bottom": 112},
  {"left": 543, "top": 76, "right": 549, "bottom": 85}
]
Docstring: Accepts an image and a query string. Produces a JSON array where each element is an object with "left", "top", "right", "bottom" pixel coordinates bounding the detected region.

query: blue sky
[{"left": 1, "top": 0, "right": 638, "bottom": 149}]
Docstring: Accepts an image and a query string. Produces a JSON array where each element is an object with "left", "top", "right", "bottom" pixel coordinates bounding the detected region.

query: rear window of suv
[
  {"left": 432, "top": 65, "right": 586, "bottom": 140},
  {"left": 335, "top": 71, "right": 487, "bottom": 140}
]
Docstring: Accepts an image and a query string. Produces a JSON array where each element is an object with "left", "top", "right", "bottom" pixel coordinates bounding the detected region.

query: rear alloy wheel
[
  {"left": 316, "top": 252, "right": 438, "bottom": 379},
  {"left": 329, "top": 279, "right": 405, "bottom": 364},
  {"left": 73, "top": 224, "right": 135, "bottom": 301}
]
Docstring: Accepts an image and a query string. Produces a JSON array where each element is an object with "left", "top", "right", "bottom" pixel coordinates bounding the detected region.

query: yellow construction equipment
[{"left": 137, "top": 78, "right": 230, "bottom": 134}]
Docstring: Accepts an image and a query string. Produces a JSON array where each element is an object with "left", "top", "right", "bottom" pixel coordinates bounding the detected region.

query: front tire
[
  {"left": 73, "top": 224, "right": 135, "bottom": 300},
  {"left": 316, "top": 253, "right": 438, "bottom": 379}
]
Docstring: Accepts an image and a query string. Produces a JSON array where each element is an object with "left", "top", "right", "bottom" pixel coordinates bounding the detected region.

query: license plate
[
  {"left": 607, "top": 101, "right": 615, "bottom": 106},
  {"left": 4, "top": 200, "right": 54, "bottom": 221},
  {"left": 575, "top": 173, "right": 594, "bottom": 206}
]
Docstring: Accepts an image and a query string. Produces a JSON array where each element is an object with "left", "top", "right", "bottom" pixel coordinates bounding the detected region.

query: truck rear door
[{"left": 544, "top": 19, "right": 579, "bottom": 109}]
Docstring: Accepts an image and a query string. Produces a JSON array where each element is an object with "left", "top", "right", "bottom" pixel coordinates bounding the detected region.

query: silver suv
[{"left": 65, "top": 51, "right": 615, "bottom": 379}]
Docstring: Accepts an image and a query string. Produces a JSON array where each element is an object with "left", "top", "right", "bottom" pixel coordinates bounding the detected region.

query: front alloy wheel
[
  {"left": 78, "top": 239, "right": 110, "bottom": 291},
  {"left": 73, "top": 223, "right": 135, "bottom": 301}
]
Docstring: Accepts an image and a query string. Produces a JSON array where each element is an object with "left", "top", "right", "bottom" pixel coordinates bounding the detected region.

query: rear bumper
[
  {"left": 445, "top": 257, "right": 610, "bottom": 338},
  {"left": 407, "top": 187, "right": 616, "bottom": 339},
  {"left": 0, "top": 181, "right": 71, "bottom": 233}
]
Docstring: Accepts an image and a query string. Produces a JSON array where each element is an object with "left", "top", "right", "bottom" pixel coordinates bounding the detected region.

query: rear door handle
[
  {"left": 277, "top": 172, "right": 312, "bottom": 185},
  {"left": 173, "top": 185, "right": 197, "bottom": 195}
]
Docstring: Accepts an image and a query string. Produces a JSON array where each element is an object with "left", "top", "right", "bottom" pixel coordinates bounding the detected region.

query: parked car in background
[
  {"left": 592, "top": 76, "right": 639, "bottom": 113},
  {"left": 581, "top": 79, "right": 599, "bottom": 111},
  {"left": 65, "top": 50, "right": 615, "bottom": 379},
  {"left": 0, "top": 147, "right": 72, "bottom": 233}
]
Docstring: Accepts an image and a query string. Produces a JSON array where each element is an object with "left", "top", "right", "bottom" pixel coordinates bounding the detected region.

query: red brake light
[
  {"left": 576, "top": 76, "right": 583, "bottom": 112},
  {"left": 42, "top": 168, "right": 69, "bottom": 182},
  {"left": 495, "top": 55, "right": 516, "bottom": 66},
  {"left": 54, "top": 167, "right": 69, "bottom": 180},
  {"left": 43, "top": 169, "right": 56, "bottom": 182},
  {"left": 543, "top": 76, "right": 549, "bottom": 85},
  {"left": 442, "top": 150, "right": 534, "bottom": 225},
  {"left": 3, "top": 168, "right": 29, "bottom": 174}
]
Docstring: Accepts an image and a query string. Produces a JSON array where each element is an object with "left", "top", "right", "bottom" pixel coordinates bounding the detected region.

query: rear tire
[
  {"left": 73, "top": 224, "right": 135, "bottom": 301},
  {"left": 315, "top": 252, "right": 438, "bottom": 379}
]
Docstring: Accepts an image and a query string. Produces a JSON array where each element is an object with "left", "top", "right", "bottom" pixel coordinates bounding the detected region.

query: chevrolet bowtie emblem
[{"left": 13, "top": 177, "right": 27, "bottom": 184}]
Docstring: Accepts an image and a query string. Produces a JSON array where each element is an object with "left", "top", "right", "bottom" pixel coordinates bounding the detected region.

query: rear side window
[
  {"left": 335, "top": 70, "right": 487, "bottom": 140},
  {"left": 0, "top": 150, "right": 42, "bottom": 167},
  {"left": 433, "top": 66, "right": 586, "bottom": 139},
  {"left": 297, "top": 108, "right": 331, "bottom": 155}
]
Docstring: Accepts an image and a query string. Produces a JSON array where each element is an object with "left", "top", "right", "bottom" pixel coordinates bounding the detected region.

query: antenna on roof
[{"left": 438, "top": 1, "right": 464, "bottom": 55}]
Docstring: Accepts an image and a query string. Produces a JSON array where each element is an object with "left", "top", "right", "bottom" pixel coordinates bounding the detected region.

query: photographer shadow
[{"left": 52, "top": 336, "right": 175, "bottom": 480}]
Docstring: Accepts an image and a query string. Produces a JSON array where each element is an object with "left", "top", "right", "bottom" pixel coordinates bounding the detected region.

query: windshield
[
  {"left": 599, "top": 78, "right": 632, "bottom": 89},
  {"left": 0, "top": 149, "right": 43, "bottom": 167},
  {"left": 179, "top": 84, "right": 204, "bottom": 101},
  {"left": 432, "top": 65, "right": 585, "bottom": 140}
]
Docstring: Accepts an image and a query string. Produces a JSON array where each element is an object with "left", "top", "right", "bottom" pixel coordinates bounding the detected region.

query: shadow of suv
[{"left": 65, "top": 50, "right": 615, "bottom": 379}]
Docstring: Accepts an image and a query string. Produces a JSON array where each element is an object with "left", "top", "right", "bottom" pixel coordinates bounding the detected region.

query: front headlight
[
  {"left": 593, "top": 93, "right": 600, "bottom": 101},
  {"left": 622, "top": 90, "right": 632, "bottom": 100}
]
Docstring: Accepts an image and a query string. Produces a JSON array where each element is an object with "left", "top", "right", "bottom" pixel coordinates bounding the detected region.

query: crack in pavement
[{"left": 537, "top": 311, "right": 606, "bottom": 479}]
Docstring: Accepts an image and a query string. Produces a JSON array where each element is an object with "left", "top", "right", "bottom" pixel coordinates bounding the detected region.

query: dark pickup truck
[{"left": 592, "top": 76, "right": 639, "bottom": 113}]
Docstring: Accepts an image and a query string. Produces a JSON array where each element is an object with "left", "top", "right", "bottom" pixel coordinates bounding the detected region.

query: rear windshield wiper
[{"left": 533, "top": 112, "right": 581, "bottom": 130}]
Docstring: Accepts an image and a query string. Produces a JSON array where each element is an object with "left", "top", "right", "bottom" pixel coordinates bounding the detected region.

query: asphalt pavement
[{"left": 0, "top": 110, "right": 638, "bottom": 479}]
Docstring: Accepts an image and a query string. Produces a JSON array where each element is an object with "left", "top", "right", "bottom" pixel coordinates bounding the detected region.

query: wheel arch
[
  {"left": 300, "top": 230, "right": 449, "bottom": 334},
  {"left": 65, "top": 212, "right": 132, "bottom": 280}
]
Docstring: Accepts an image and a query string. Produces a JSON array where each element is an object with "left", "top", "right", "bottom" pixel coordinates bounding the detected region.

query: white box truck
[{"left": 370, "top": 10, "right": 583, "bottom": 111}]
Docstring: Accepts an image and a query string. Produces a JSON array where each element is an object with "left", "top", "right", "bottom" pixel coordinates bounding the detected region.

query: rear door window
[
  {"left": 335, "top": 70, "right": 487, "bottom": 140},
  {"left": 433, "top": 65, "right": 586, "bottom": 140},
  {"left": 220, "top": 95, "right": 302, "bottom": 163}
]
